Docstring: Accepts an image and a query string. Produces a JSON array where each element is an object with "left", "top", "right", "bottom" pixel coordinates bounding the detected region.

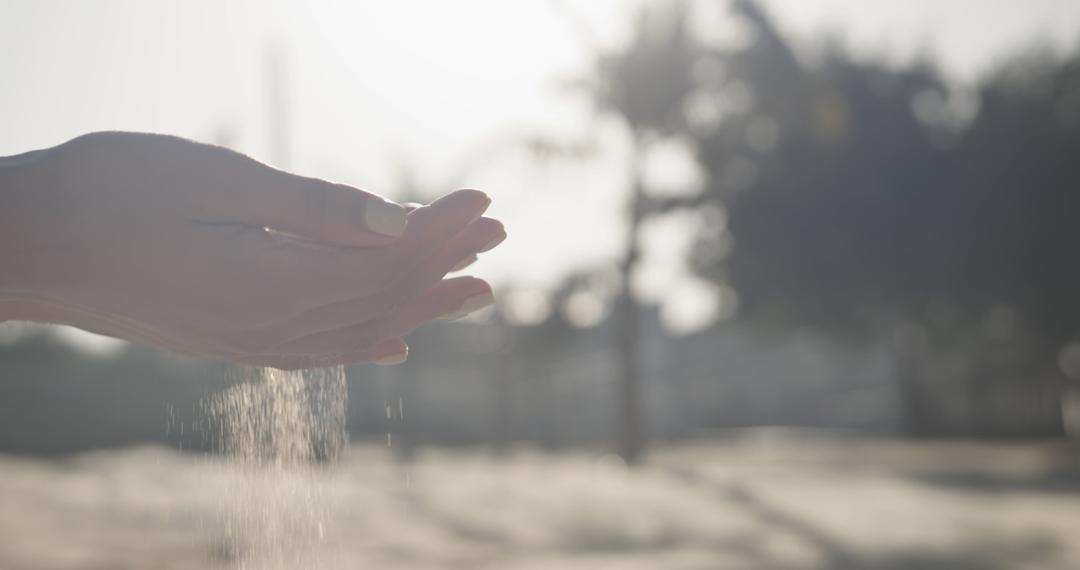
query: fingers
[
  {"left": 392, "top": 190, "right": 491, "bottom": 255},
  {"left": 280, "top": 274, "right": 491, "bottom": 340},
  {"left": 390, "top": 217, "right": 505, "bottom": 303},
  {"left": 363, "top": 215, "right": 505, "bottom": 312},
  {"left": 267, "top": 190, "right": 498, "bottom": 305},
  {"left": 237, "top": 338, "right": 409, "bottom": 370},
  {"left": 192, "top": 187, "right": 503, "bottom": 367},
  {"left": 449, "top": 254, "right": 478, "bottom": 272},
  {"left": 267, "top": 277, "right": 493, "bottom": 356},
  {"left": 220, "top": 166, "right": 408, "bottom": 247},
  {"left": 319, "top": 216, "right": 503, "bottom": 318}
]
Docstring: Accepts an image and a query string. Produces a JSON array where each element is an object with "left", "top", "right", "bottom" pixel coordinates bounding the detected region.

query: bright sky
[{"left": 3, "top": 0, "right": 1080, "bottom": 336}]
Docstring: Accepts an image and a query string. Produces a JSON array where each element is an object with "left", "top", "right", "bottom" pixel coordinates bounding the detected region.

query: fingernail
[
  {"left": 374, "top": 351, "right": 408, "bottom": 366},
  {"left": 439, "top": 290, "right": 495, "bottom": 320},
  {"left": 467, "top": 192, "right": 492, "bottom": 223},
  {"left": 450, "top": 254, "right": 478, "bottom": 272},
  {"left": 479, "top": 233, "right": 506, "bottom": 253},
  {"left": 364, "top": 200, "right": 407, "bottom": 236}
]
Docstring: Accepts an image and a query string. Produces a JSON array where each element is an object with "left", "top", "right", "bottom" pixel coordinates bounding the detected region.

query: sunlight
[{"left": 285, "top": 0, "right": 599, "bottom": 185}]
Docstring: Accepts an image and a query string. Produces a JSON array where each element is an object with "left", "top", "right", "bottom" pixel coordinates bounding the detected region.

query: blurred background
[{"left": 5, "top": 0, "right": 1080, "bottom": 568}]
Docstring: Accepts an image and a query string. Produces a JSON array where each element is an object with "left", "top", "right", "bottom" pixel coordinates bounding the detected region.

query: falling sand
[{"left": 203, "top": 366, "right": 347, "bottom": 569}]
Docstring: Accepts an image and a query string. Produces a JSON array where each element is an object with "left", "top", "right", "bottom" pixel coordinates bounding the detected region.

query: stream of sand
[{"left": 204, "top": 366, "right": 347, "bottom": 569}]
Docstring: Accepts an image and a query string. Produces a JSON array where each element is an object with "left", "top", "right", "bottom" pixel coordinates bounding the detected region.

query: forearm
[
  {"left": 0, "top": 150, "right": 54, "bottom": 317},
  {"left": 0, "top": 300, "right": 46, "bottom": 322}
]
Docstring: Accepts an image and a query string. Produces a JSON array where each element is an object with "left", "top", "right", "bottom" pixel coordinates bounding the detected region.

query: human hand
[{"left": 0, "top": 132, "right": 505, "bottom": 368}]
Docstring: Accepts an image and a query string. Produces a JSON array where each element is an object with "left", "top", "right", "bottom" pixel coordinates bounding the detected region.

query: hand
[{"left": 0, "top": 132, "right": 505, "bottom": 369}]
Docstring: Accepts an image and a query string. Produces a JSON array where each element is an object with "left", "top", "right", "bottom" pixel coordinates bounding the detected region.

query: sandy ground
[{"left": 2, "top": 433, "right": 1080, "bottom": 569}]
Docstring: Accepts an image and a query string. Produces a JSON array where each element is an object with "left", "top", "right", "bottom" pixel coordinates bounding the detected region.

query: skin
[{"left": 0, "top": 132, "right": 505, "bottom": 370}]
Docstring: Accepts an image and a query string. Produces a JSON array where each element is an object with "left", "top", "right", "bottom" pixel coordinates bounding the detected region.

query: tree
[
  {"left": 690, "top": 1, "right": 1080, "bottom": 434},
  {"left": 581, "top": 0, "right": 710, "bottom": 462}
]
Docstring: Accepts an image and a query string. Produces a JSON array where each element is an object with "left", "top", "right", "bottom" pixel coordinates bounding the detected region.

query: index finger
[{"left": 217, "top": 163, "right": 409, "bottom": 247}]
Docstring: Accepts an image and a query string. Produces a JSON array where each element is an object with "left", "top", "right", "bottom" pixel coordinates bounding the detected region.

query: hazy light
[
  {"left": 640, "top": 137, "right": 705, "bottom": 197},
  {"left": 50, "top": 326, "right": 127, "bottom": 357},
  {"left": 462, "top": 304, "right": 497, "bottom": 324},
  {"left": 635, "top": 211, "right": 700, "bottom": 301},
  {"left": 0, "top": 322, "right": 127, "bottom": 356},
  {"left": 501, "top": 288, "right": 552, "bottom": 326},
  {"left": 0, "top": 322, "right": 32, "bottom": 347},
  {"left": 634, "top": 210, "right": 736, "bottom": 334},
  {"left": 688, "top": 0, "right": 758, "bottom": 51},
  {"left": 759, "top": 0, "right": 1080, "bottom": 82},
  {"left": 661, "top": 279, "right": 720, "bottom": 335},
  {"left": 684, "top": 90, "right": 726, "bottom": 136},
  {"left": 912, "top": 88, "right": 980, "bottom": 133},
  {"left": 562, "top": 290, "right": 609, "bottom": 328},
  {"left": 4, "top": 0, "right": 1080, "bottom": 353}
]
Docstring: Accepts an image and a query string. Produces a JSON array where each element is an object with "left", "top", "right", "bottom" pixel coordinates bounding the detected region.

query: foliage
[{"left": 668, "top": 1, "right": 1080, "bottom": 364}]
